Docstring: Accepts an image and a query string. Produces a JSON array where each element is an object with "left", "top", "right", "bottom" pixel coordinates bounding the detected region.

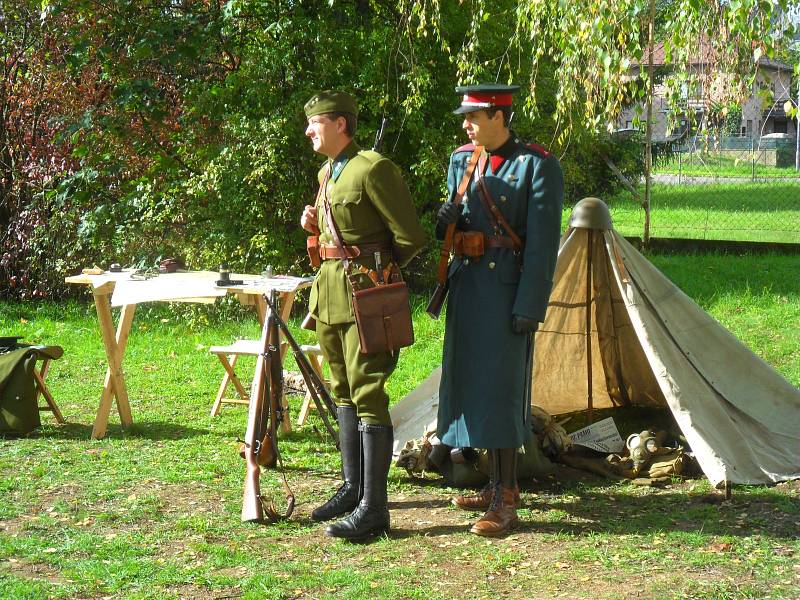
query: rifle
[
  {"left": 263, "top": 293, "right": 339, "bottom": 442},
  {"left": 373, "top": 116, "right": 389, "bottom": 152},
  {"left": 241, "top": 290, "right": 295, "bottom": 523},
  {"left": 426, "top": 146, "right": 483, "bottom": 319},
  {"left": 425, "top": 279, "right": 449, "bottom": 319}
]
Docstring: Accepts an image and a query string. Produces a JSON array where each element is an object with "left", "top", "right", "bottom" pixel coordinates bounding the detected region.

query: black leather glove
[
  {"left": 512, "top": 314, "right": 539, "bottom": 334},
  {"left": 437, "top": 202, "right": 462, "bottom": 227},
  {"left": 435, "top": 202, "right": 463, "bottom": 239}
]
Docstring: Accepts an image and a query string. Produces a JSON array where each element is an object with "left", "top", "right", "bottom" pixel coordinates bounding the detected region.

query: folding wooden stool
[
  {"left": 32, "top": 346, "right": 66, "bottom": 424},
  {"left": 208, "top": 339, "right": 292, "bottom": 432},
  {"left": 295, "top": 344, "right": 328, "bottom": 426}
]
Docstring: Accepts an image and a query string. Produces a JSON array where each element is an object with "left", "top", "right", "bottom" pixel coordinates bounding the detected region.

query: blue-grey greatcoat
[{"left": 437, "top": 136, "right": 564, "bottom": 449}]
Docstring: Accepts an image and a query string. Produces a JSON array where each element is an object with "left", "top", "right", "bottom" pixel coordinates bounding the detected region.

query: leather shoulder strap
[
  {"left": 319, "top": 165, "right": 364, "bottom": 294},
  {"left": 476, "top": 154, "right": 523, "bottom": 251},
  {"left": 435, "top": 147, "right": 483, "bottom": 285}
]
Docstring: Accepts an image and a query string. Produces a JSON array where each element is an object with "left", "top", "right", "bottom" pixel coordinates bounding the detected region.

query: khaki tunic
[{"left": 308, "top": 140, "right": 426, "bottom": 424}]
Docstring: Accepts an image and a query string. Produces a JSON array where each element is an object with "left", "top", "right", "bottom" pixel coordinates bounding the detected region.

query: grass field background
[
  {"left": 583, "top": 183, "right": 800, "bottom": 244},
  {"left": 1, "top": 251, "right": 799, "bottom": 599},
  {"left": 656, "top": 153, "right": 800, "bottom": 179}
]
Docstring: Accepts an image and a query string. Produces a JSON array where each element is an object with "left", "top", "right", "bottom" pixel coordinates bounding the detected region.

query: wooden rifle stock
[
  {"left": 241, "top": 299, "right": 272, "bottom": 523},
  {"left": 425, "top": 280, "right": 449, "bottom": 319}
]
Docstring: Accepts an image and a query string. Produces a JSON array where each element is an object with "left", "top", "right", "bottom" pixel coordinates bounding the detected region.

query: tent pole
[{"left": 586, "top": 229, "right": 594, "bottom": 423}]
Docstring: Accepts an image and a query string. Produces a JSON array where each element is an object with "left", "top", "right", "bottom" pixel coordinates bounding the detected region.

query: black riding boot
[
  {"left": 325, "top": 423, "right": 393, "bottom": 540},
  {"left": 311, "top": 405, "right": 361, "bottom": 522}
]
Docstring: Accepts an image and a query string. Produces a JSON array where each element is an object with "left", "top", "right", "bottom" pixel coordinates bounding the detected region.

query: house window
[{"left": 746, "top": 120, "right": 753, "bottom": 138}]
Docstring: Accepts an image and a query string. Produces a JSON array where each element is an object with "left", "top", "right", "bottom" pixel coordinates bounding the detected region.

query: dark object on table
[
  {"left": 216, "top": 263, "right": 243, "bottom": 286},
  {"left": 109, "top": 263, "right": 123, "bottom": 272},
  {"left": 159, "top": 257, "right": 184, "bottom": 273}
]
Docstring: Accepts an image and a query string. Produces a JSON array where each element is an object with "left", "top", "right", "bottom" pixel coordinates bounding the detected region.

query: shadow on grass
[
  {"left": 30, "top": 420, "right": 213, "bottom": 440},
  {"left": 517, "top": 485, "right": 799, "bottom": 541},
  {"left": 388, "top": 498, "right": 452, "bottom": 510},
  {"left": 391, "top": 524, "right": 470, "bottom": 539},
  {"left": 394, "top": 464, "right": 798, "bottom": 541}
]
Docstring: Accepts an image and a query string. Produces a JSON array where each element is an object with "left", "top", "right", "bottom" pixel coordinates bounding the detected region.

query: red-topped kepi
[{"left": 453, "top": 83, "right": 520, "bottom": 114}]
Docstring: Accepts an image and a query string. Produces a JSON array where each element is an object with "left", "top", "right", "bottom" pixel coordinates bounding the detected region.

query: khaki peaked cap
[{"left": 304, "top": 90, "right": 358, "bottom": 119}]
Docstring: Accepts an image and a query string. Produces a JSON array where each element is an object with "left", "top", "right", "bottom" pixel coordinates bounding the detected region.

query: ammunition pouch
[
  {"left": 306, "top": 236, "right": 321, "bottom": 268},
  {"left": 453, "top": 231, "right": 485, "bottom": 258},
  {"left": 452, "top": 232, "right": 520, "bottom": 259}
]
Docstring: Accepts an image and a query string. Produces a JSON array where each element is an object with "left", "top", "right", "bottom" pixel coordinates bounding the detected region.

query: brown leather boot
[
  {"left": 452, "top": 484, "right": 521, "bottom": 511},
  {"left": 469, "top": 486, "right": 518, "bottom": 537}
]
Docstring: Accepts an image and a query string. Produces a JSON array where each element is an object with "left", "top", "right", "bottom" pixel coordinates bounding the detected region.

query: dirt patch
[
  {"left": 0, "top": 557, "right": 67, "bottom": 585},
  {"left": 153, "top": 481, "right": 227, "bottom": 519},
  {"left": 163, "top": 584, "right": 243, "bottom": 599}
]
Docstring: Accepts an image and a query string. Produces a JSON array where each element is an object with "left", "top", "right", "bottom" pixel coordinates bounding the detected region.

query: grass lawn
[
  {"left": 587, "top": 183, "right": 800, "bottom": 243},
  {"left": 1, "top": 253, "right": 799, "bottom": 599},
  {"left": 655, "top": 153, "right": 800, "bottom": 179}
]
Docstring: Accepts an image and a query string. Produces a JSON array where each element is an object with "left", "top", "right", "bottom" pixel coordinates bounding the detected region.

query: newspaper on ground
[{"left": 569, "top": 417, "right": 625, "bottom": 453}]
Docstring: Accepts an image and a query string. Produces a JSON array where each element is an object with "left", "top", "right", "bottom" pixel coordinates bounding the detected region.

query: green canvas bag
[{"left": 0, "top": 348, "right": 41, "bottom": 435}]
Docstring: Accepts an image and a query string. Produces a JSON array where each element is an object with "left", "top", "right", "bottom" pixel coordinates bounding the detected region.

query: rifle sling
[
  {"left": 262, "top": 427, "right": 295, "bottom": 523},
  {"left": 476, "top": 152, "right": 523, "bottom": 252},
  {"left": 261, "top": 302, "right": 296, "bottom": 522},
  {"left": 436, "top": 147, "right": 483, "bottom": 285}
]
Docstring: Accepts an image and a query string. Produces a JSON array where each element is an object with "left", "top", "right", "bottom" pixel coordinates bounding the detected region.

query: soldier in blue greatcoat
[{"left": 436, "top": 84, "right": 564, "bottom": 536}]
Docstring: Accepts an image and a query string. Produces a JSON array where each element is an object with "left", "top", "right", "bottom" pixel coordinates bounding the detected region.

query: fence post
[
  {"left": 642, "top": 0, "right": 655, "bottom": 246},
  {"left": 678, "top": 150, "right": 682, "bottom": 185},
  {"left": 796, "top": 73, "right": 799, "bottom": 172},
  {"left": 751, "top": 138, "right": 755, "bottom": 182}
]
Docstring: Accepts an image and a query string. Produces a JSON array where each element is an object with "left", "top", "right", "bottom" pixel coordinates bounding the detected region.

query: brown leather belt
[
  {"left": 485, "top": 236, "right": 518, "bottom": 249},
  {"left": 452, "top": 234, "right": 519, "bottom": 257},
  {"left": 319, "top": 242, "right": 392, "bottom": 260}
]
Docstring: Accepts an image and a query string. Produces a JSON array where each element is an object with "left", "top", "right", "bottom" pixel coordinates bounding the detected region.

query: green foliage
[
  {"left": 561, "top": 131, "right": 645, "bottom": 203},
  {"left": 5, "top": 0, "right": 792, "bottom": 300}
]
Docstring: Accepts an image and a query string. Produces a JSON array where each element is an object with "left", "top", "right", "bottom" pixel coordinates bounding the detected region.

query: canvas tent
[{"left": 392, "top": 198, "right": 800, "bottom": 486}]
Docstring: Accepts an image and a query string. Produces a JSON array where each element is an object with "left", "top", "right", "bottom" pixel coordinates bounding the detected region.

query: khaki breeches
[{"left": 315, "top": 319, "right": 398, "bottom": 425}]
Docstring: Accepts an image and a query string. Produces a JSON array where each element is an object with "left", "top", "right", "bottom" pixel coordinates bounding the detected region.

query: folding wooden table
[{"left": 65, "top": 270, "right": 311, "bottom": 439}]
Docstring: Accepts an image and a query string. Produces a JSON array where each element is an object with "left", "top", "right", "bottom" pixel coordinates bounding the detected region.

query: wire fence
[{"left": 592, "top": 130, "right": 800, "bottom": 245}]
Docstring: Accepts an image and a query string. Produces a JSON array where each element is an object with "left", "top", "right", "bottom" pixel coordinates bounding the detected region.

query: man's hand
[
  {"left": 512, "top": 314, "right": 539, "bottom": 334},
  {"left": 437, "top": 202, "right": 463, "bottom": 228},
  {"left": 301, "top": 205, "right": 320, "bottom": 235}
]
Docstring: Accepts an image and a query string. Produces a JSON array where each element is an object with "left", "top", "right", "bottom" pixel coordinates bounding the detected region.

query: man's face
[
  {"left": 462, "top": 110, "right": 503, "bottom": 147},
  {"left": 305, "top": 114, "right": 345, "bottom": 157}
]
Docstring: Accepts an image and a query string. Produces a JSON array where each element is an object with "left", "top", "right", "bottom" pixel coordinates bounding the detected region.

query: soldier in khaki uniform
[{"left": 300, "top": 90, "right": 426, "bottom": 539}]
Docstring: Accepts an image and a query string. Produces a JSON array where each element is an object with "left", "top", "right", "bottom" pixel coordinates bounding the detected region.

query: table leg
[{"left": 92, "top": 294, "right": 136, "bottom": 439}]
